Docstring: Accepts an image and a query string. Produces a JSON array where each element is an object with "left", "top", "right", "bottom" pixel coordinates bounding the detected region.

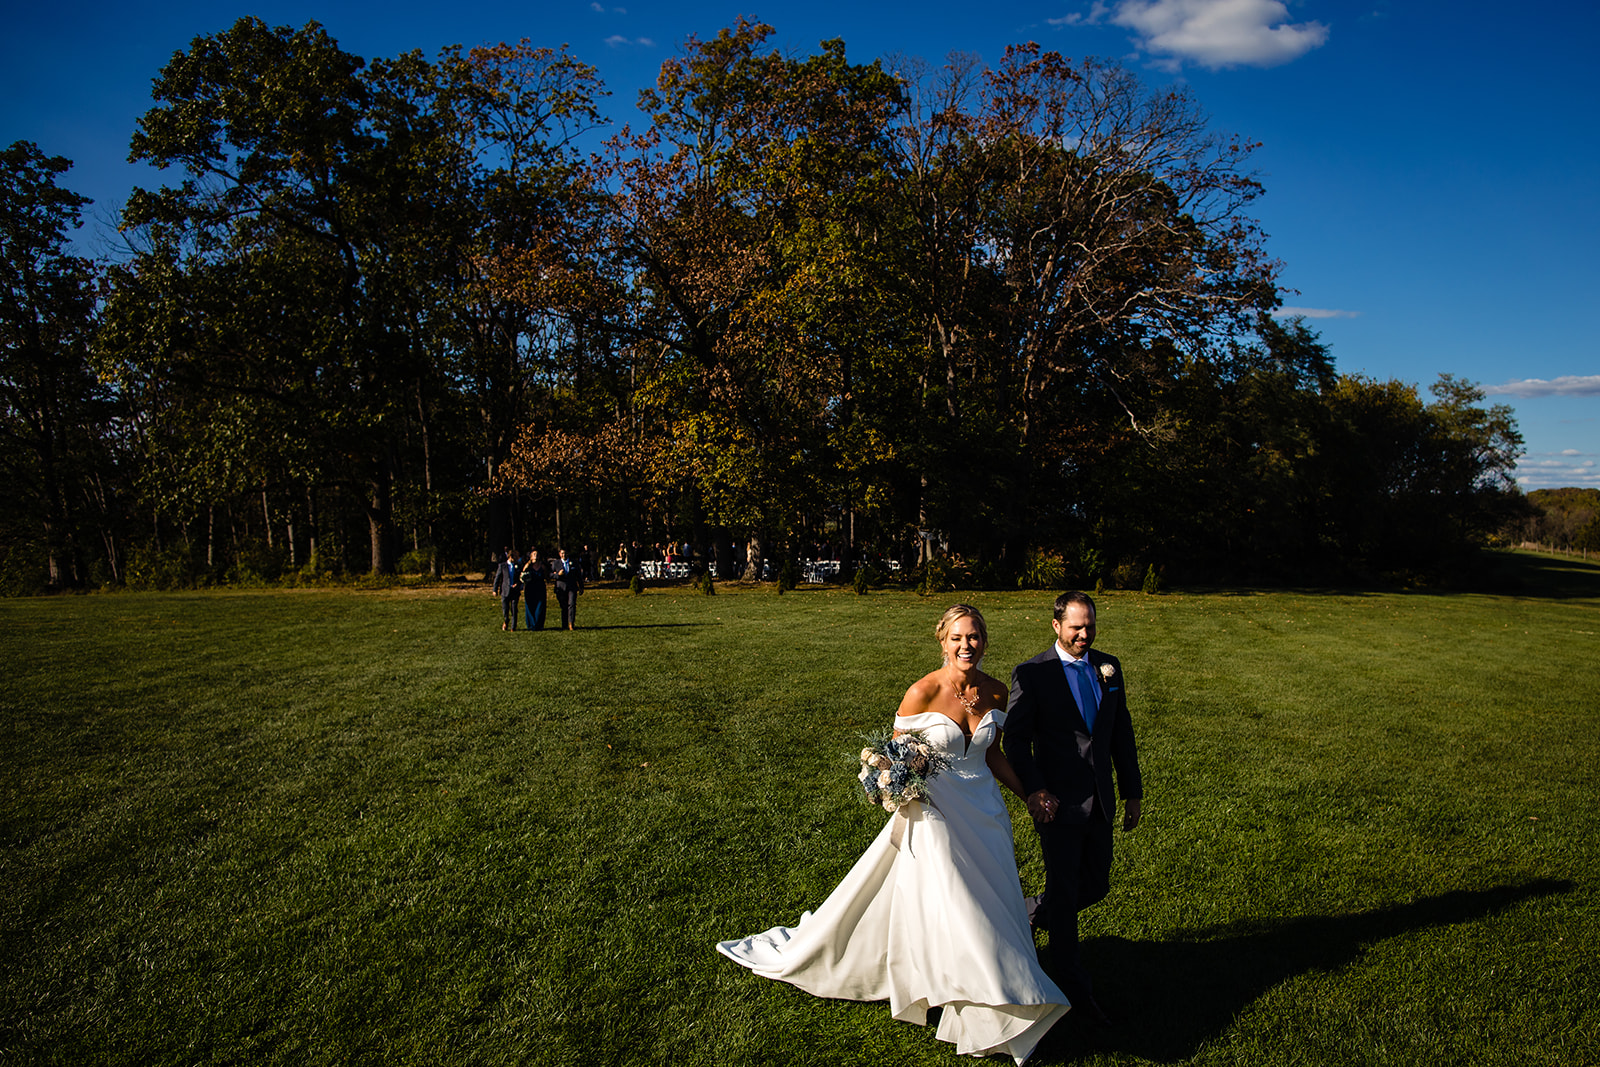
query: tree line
[
  {"left": 1509, "top": 489, "right": 1600, "bottom": 554},
  {"left": 1, "top": 17, "right": 1531, "bottom": 593}
]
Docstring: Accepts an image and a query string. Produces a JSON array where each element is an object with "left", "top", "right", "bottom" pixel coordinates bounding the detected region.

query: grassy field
[{"left": 3, "top": 552, "right": 1598, "bottom": 1066}]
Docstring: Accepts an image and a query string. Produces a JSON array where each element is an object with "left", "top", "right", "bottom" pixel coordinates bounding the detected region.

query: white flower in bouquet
[
  {"left": 1099, "top": 662, "right": 1116, "bottom": 682},
  {"left": 855, "top": 728, "right": 952, "bottom": 811}
]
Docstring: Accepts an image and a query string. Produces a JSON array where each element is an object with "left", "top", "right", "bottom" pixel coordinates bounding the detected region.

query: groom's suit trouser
[{"left": 1037, "top": 808, "right": 1114, "bottom": 1000}]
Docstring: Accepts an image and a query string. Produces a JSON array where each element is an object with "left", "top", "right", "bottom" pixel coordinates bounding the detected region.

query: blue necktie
[{"left": 1069, "top": 659, "right": 1099, "bottom": 732}]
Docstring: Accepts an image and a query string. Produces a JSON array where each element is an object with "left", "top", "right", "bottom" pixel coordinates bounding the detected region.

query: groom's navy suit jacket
[{"left": 1003, "top": 647, "right": 1142, "bottom": 827}]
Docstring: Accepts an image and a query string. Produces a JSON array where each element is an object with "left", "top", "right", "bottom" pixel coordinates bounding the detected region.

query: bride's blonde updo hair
[{"left": 935, "top": 603, "right": 988, "bottom": 646}]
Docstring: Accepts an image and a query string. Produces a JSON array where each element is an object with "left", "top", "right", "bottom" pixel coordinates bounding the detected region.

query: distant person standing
[
  {"left": 553, "top": 547, "right": 583, "bottom": 630},
  {"left": 492, "top": 547, "right": 522, "bottom": 632},
  {"left": 522, "top": 548, "right": 548, "bottom": 632}
]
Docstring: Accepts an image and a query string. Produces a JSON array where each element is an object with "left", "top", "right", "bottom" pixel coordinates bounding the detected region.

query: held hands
[{"left": 1026, "top": 792, "right": 1141, "bottom": 828}]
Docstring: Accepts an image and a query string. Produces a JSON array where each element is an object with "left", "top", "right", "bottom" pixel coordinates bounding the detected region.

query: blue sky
[{"left": 5, "top": 0, "right": 1596, "bottom": 489}]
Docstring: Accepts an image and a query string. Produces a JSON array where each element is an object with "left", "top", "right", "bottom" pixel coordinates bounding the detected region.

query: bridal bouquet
[{"left": 857, "top": 730, "right": 950, "bottom": 813}]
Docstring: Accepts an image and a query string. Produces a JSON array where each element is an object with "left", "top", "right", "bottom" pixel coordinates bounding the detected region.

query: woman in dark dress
[{"left": 522, "top": 548, "right": 548, "bottom": 632}]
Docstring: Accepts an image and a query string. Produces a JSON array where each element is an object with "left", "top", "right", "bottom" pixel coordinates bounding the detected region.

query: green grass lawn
[{"left": 3, "top": 553, "right": 1598, "bottom": 1066}]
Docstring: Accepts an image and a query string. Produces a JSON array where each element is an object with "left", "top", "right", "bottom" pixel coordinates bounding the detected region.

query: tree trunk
[
  {"left": 417, "top": 380, "right": 439, "bottom": 576},
  {"left": 305, "top": 485, "right": 319, "bottom": 566},
  {"left": 368, "top": 462, "right": 395, "bottom": 575},
  {"left": 43, "top": 518, "right": 61, "bottom": 588},
  {"left": 918, "top": 474, "right": 933, "bottom": 565},
  {"left": 487, "top": 493, "right": 513, "bottom": 568}
]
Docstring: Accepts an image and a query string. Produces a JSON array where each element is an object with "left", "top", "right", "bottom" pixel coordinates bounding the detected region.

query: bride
[{"left": 716, "top": 604, "right": 1070, "bottom": 1064}]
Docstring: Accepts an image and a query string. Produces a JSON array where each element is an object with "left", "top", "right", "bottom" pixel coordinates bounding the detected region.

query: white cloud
[
  {"left": 1514, "top": 451, "right": 1600, "bottom": 489},
  {"left": 1108, "top": 0, "right": 1330, "bottom": 69},
  {"left": 1049, "top": 1, "right": 1113, "bottom": 26},
  {"left": 591, "top": 2, "right": 604, "bottom": 11},
  {"left": 604, "top": 34, "right": 628, "bottom": 46},
  {"left": 1272, "top": 306, "right": 1359, "bottom": 319},
  {"left": 1486, "top": 375, "right": 1600, "bottom": 399}
]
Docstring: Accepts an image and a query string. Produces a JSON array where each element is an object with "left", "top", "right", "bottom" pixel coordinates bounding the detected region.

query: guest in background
[
  {"left": 553, "top": 547, "right": 584, "bottom": 630},
  {"left": 522, "top": 548, "right": 548, "bottom": 632},
  {"left": 492, "top": 547, "right": 522, "bottom": 632}
]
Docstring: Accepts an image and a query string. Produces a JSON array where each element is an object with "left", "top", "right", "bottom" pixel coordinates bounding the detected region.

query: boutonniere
[{"left": 1098, "top": 662, "right": 1117, "bottom": 684}]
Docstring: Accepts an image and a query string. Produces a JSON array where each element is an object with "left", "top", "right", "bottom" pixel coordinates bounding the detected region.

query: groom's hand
[
  {"left": 1027, "top": 790, "right": 1059, "bottom": 823},
  {"left": 1122, "top": 798, "right": 1141, "bottom": 831}
]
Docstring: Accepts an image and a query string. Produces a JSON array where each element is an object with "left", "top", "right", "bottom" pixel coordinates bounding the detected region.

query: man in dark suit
[
  {"left": 492, "top": 547, "right": 522, "bottom": 631},
  {"left": 1002, "top": 590, "right": 1142, "bottom": 1024},
  {"left": 552, "top": 547, "right": 583, "bottom": 630}
]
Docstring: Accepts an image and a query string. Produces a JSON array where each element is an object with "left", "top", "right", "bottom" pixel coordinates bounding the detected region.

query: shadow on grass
[
  {"left": 1453, "top": 550, "right": 1600, "bottom": 599},
  {"left": 575, "top": 622, "right": 718, "bottom": 631},
  {"left": 1167, "top": 550, "right": 1600, "bottom": 601},
  {"left": 1055, "top": 878, "right": 1574, "bottom": 1063}
]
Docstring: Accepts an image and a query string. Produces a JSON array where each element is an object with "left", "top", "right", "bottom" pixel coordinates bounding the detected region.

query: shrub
[
  {"left": 398, "top": 547, "right": 434, "bottom": 575},
  {"left": 1078, "top": 545, "right": 1106, "bottom": 589},
  {"left": 125, "top": 544, "right": 199, "bottom": 591},
  {"left": 296, "top": 550, "right": 336, "bottom": 586},
  {"left": 852, "top": 567, "right": 870, "bottom": 595},
  {"left": 1141, "top": 564, "right": 1163, "bottom": 595},
  {"left": 228, "top": 542, "right": 286, "bottom": 585},
  {"left": 0, "top": 542, "right": 49, "bottom": 596},
  {"left": 1112, "top": 560, "right": 1143, "bottom": 590},
  {"left": 629, "top": 573, "right": 644, "bottom": 595},
  {"left": 916, "top": 556, "right": 954, "bottom": 597},
  {"left": 778, "top": 557, "right": 799, "bottom": 593},
  {"left": 967, "top": 557, "right": 1008, "bottom": 590},
  {"left": 1019, "top": 548, "right": 1065, "bottom": 590},
  {"left": 698, "top": 570, "right": 716, "bottom": 596}
]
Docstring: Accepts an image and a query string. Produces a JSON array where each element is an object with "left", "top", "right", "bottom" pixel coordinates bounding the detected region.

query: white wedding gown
[{"left": 716, "top": 710, "right": 1069, "bottom": 1064}]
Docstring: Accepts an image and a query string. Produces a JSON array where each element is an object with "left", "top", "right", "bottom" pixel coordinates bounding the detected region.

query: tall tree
[
  {"left": 0, "top": 142, "right": 114, "bottom": 588},
  {"left": 583, "top": 20, "right": 908, "bottom": 573},
  {"left": 111, "top": 18, "right": 517, "bottom": 573},
  {"left": 440, "top": 39, "right": 610, "bottom": 557}
]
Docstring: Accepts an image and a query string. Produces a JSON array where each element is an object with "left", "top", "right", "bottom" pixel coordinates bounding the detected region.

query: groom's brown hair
[{"left": 1053, "top": 591, "right": 1096, "bottom": 621}]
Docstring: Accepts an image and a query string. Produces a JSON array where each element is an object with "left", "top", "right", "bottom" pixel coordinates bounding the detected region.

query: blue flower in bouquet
[{"left": 856, "top": 729, "right": 950, "bottom": 812}]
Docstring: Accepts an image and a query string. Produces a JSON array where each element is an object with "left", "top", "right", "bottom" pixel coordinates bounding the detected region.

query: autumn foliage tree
[{"left": 3, "top": 18, "right": 1532, "bottom": 590}]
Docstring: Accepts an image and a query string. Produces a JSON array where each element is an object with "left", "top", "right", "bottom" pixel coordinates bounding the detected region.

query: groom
[{"left": 1002, "top": 590, "right": 1142, "bottom": 1024}]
